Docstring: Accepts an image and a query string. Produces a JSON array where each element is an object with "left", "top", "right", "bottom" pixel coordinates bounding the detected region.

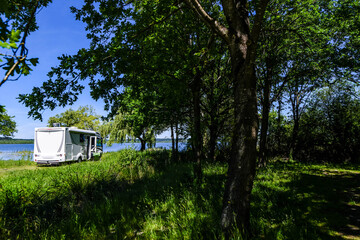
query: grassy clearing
[
  {"left": 0, "top": 158, "right": 36, "bottom": 177},
  {"left": 0, "top": 150, "right": 359, "bottom": 239},
  {"left": 252, "top": 161, "right": 360, "bottom": 240},
  {"left": 0, "top": 159, "right": 35, "bottom": 168}
]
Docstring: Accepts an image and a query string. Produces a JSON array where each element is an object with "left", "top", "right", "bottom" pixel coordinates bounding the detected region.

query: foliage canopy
[
  {"left": 0, "top": 105, "right": 17, "bottom": 138},
  {"left": 47, "top": 105, "right": 101, "bottom": 131}
]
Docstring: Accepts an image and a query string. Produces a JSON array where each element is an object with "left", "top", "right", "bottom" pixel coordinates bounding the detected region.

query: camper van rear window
[{"left": 80, "top": 134, "right": 85, "bottom": 142}]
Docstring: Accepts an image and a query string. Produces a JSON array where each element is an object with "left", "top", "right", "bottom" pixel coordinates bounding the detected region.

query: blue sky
[{"left": 0, "top": 1, "right": 110, "bottom": 139}]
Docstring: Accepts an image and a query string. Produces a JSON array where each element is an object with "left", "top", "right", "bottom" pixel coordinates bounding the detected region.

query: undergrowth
[{"left": 0, "top": 150, "right": 359, "bottom": 239}]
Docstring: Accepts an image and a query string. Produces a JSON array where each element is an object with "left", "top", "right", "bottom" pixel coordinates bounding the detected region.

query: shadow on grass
[
  {"left": 252, "top": 162, "right": 360, "bottom": 239},
  {"left": 0, "top": 160, "right": 227, "bottom": 239},
  {"left": 2, "top": 159, "right": 359, "bottom": 239}
]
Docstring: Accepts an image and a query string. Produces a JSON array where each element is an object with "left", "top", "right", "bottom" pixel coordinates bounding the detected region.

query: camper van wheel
[{"left": 78, "top": 157, "right": 82, "bottom": 163}]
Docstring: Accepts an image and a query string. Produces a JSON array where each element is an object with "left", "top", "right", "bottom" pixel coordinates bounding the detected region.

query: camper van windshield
[{"left": 36, "top": 130, "right": 64, "bottom": 153}]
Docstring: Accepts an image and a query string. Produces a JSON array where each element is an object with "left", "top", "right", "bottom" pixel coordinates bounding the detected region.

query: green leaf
[
  {"left": 9, "top": 42, "right": 18, "bottom": 49},
  {"left": 29, "top": 58, "right": 39, "bottom": 66},
  {"left": 0, "top": 41, "right": 10, "bottom": 49},
  {"left": 10, "top": 30, "right": 21, "bottom": 43}
]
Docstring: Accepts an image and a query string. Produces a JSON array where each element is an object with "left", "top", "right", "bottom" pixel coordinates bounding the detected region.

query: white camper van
[{"left": 34, "top": 127, "right": 103, "bottom": 165}]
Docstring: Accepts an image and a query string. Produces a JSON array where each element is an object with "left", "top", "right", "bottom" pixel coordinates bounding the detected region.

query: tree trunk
[
  {"left": 289, "top": 84, "right": 300, "bottom": 158},
  {"left": 221, "top": 38, "right": 259, "bottom": 235},
  {"left": 175, "top": 123, "right": 179, "bottom": 161},
  {"left": 208, "top": 123, "right": 217, "bottom": 162},
  {"left": 170, "top": 122, "right": 176, "bottom": 160},
  {"left": 139, "top": 133, "right": 146, "bottom": 151},
  {"left": 208, "top": 77, "right": 217, "bottom": 162},
  {"left": 289, "top": 108, "right": 300, "bottom": 158},
  {"left": 183, "top": 0, "right": 269, "bottom": 235},
  {"left": 139, "top": 139, "right": 146, "bottom": 151},
  {"left": 192, "top": 71, "right": 203, "bottom": 180},
  {"left": 277, "top": 98, "right": 282, "bottom": 154},
  {"left": 258, "top": 77, "right": 271, "bottom": 166},
  {"left": 175, "top": 124, "right": 179, "bottom": 152}
]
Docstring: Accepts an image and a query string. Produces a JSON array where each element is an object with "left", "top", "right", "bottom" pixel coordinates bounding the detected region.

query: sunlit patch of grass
[
  {"left": 252, "top": 161, "right": 360, "bottom": 239},
  {"left": 0, "top": 165, "right": 37, "bottom": 177},
  {"left": 0, "top": 159, "right": 35, "bottom": 168}
]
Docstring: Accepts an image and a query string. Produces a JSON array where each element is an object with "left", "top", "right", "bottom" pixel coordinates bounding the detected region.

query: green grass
[
  {"left": 0, "top": 151, "right": 359, "bottom": 239},
  {"left": 252, "top": 161, "right": 360, "bottom": 239},
  {"left": 0, "top": 159, "right": 35, "bottom": 168},
  {"left": 0, "top": 161, "right": 36, "bottom": 177}
]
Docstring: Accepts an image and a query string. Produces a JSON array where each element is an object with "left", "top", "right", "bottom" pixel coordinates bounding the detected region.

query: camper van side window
[{"left": 80, "top": 134, "right": 85, "bottom": 142}]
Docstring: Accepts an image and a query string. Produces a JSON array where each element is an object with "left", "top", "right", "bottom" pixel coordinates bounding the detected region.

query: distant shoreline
[{"left": 0, "top": 139, "right": 34, "bottom": 144}]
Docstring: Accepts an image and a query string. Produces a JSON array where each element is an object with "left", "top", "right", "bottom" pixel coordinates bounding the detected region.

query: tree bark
[
  {"left": 139, "top": 133, "right": 146, "bottom": 151},
  {"left": 208, "top": 76, "right": 217, "bottom": 162},
  {"left": 258, "top": 75, "right": 271, "bottom": 166},
  {"left": 140, "top": 139, "right": 146, "bottom": 151},
  {"left": 192, "top": 70, "right": 203, "bottom": 180},
  {"left": 208, "top": 122, "right": 217, "bottom": 162},
  {"left": 184, "top": 0, "right": 269, "bottom": 235},
  {"left": 175, "top": 123, "right": 179, "bottom": 152},
  {"left": 220, "top": 39, "right": 259, "bottom": 235},
  {"left": 289, "top": 81, "right": 300, "bottom": 157},
  {"left": 175, "top": 122, "right": 179, "bottom": 161},
  {"left": 289, "top": 107, "right": 300, "bottom": 157},
  {"left": 170, "top": 122, "right": 176, "bottom": 160},
  {"left": 277, "top": 98, "right": 282, "bottom": 154}
]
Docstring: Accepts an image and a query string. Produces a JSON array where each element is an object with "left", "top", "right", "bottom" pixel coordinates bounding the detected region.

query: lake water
[{"left": 0, "top": 142, "right": 186, "bottom": 160}]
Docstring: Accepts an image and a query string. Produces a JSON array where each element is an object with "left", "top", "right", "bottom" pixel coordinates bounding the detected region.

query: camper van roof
[
  {"left": 35, "top": 127, "right": 98, "bottom": 135},
  {"left": 35, "top": 127, "right": 63, "bottom": 131},
  {"left": 68, "top": 128, "right": 97, "bottom": 135}
]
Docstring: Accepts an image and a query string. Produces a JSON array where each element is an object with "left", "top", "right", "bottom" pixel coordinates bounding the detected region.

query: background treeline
[
  {"left": 0, "top": 138, "right": 33, "bottom": 144},
  {"left": 264, "top": 84, "right": 360, "bottom": 163}
]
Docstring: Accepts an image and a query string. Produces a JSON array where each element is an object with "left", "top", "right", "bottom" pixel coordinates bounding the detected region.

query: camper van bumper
[{"left": 35, "top": 160, "right": 63, "bottom": 165}]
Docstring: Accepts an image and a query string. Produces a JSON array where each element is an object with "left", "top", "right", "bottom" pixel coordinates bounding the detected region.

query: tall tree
[
  {"left": 47, "top": 105, "right": 101, "bottom": 130},
  {"left": 0, "top": 105, "right": 17, "bottom": 137},
  {"left": 101, "top": 88, "right": 157, "bottom": 151},
  {"left": 183, "top": 0, "right": 269, "bottom": 233}
]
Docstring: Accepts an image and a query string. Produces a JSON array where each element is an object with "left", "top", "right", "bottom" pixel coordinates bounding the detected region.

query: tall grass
[
  {"left": 0, "top": 149, "right": 174, "bottom": 239},
  {"left": 0, "top": 159, "right": 35, "bottom": 168},
  {"left": 0, "top": 151, "right": 358, "bottom": 239}
]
